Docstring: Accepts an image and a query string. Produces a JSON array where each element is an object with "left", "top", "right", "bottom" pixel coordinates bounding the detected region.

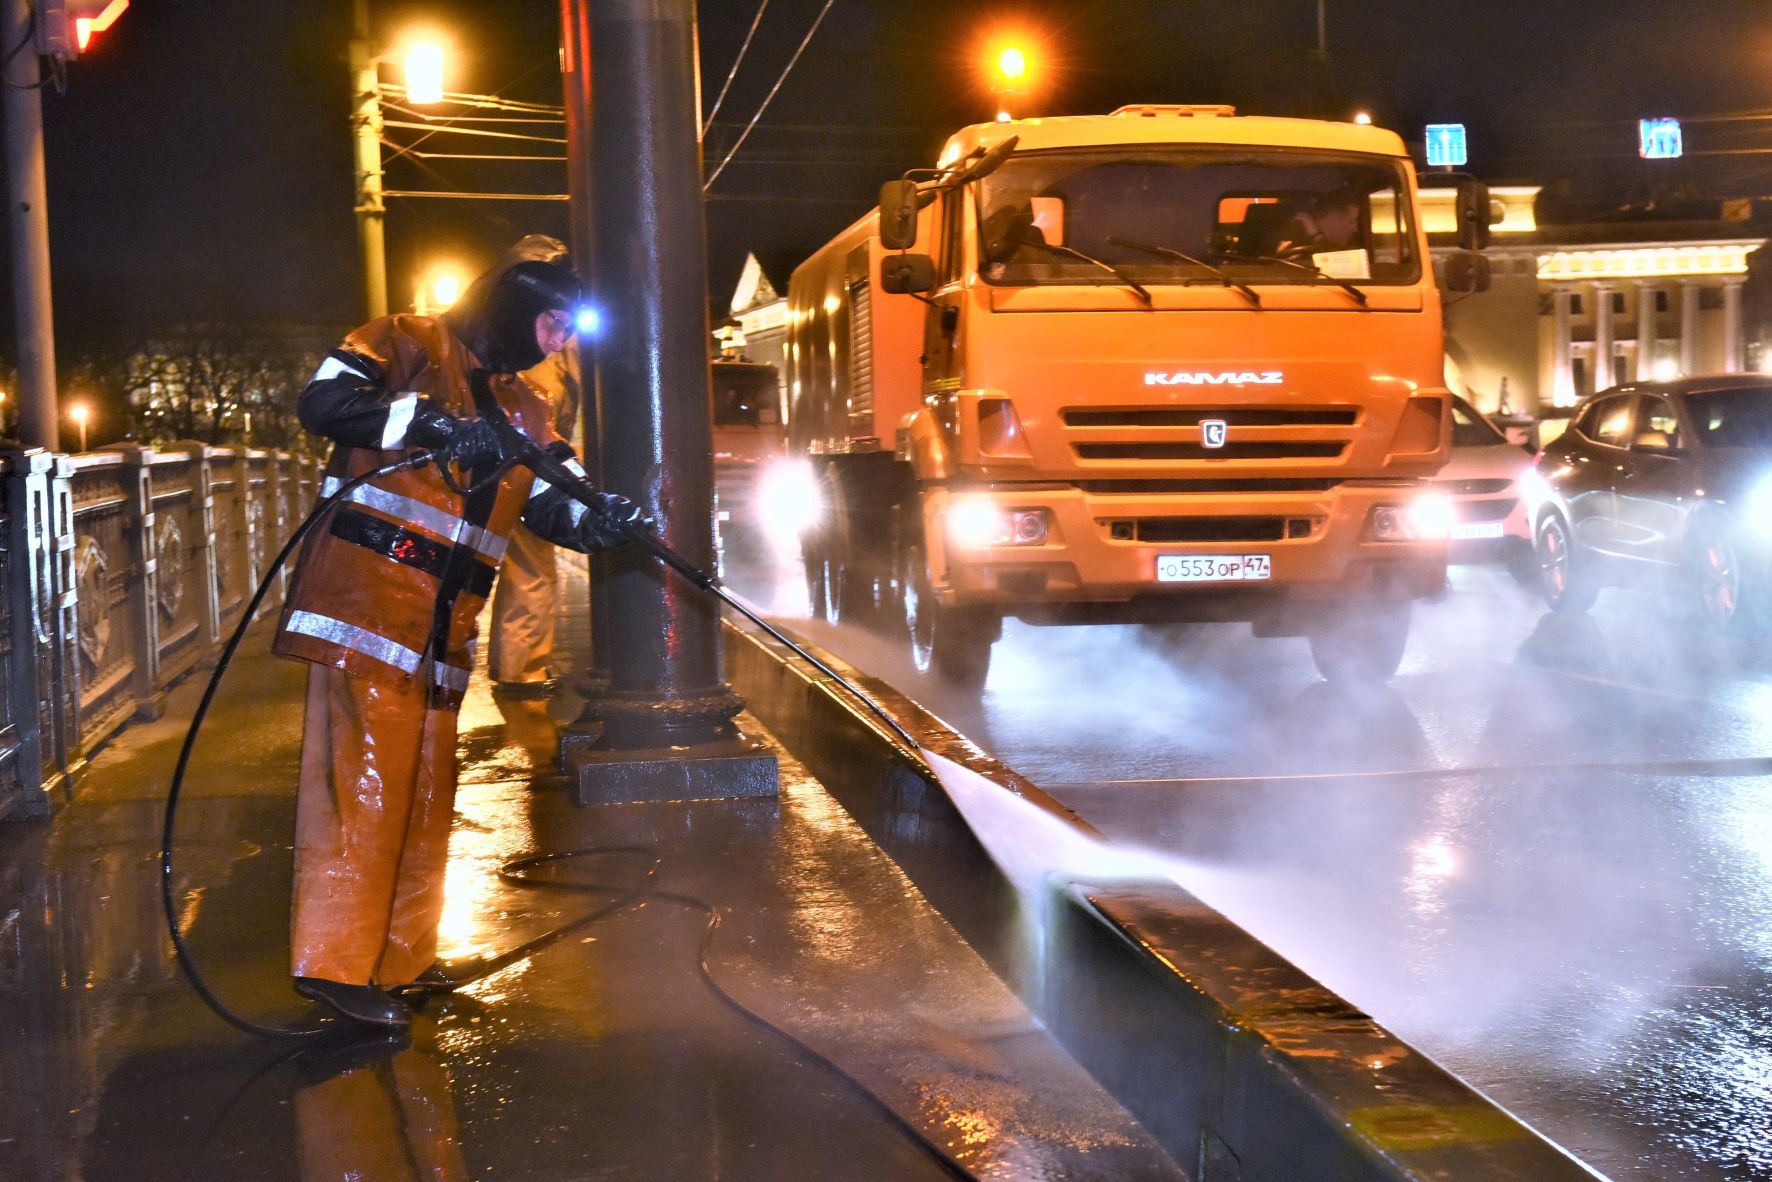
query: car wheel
[
  {"left": 1691, "top": 525, "right": 1749, "bottom": 633},
  {"left": 1536, "top": 512, "right": 1597, "bottom": 613}
]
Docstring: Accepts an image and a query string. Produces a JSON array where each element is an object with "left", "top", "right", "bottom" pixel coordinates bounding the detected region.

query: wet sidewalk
[{"left": 0, "top": 583, "right": 1185, "bottom": 1180}]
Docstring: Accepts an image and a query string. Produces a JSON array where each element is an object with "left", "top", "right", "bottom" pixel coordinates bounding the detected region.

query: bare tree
[{"left": 120, "top": 328, "right": 323, "bottom": 451}]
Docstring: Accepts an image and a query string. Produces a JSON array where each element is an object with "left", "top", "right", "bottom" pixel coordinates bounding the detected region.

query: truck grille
[
  {"left": 1076, "top": 441, "right": 1346, "bottom": 460},
  {"left": 1065, "top": 408, "right": 1358, "bottom": 427},
  {"left": 1064, "top": 404, "right": 1359, "bottom": 466},
  {"left": 1106, "top": 516, "right": 1313, "bottom": 543},
  {"left": 1078, "top": 478, "right": 1342, "bottom": 494}
]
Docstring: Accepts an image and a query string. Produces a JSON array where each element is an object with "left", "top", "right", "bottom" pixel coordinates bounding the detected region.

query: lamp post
[{"left": 348, "top": 2, "right": 446, "bottom": 321}]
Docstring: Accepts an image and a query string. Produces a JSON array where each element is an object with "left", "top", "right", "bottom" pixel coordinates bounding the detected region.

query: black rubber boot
[{"left": 294, "top": 977, "right": 412, "bottom": 1028}]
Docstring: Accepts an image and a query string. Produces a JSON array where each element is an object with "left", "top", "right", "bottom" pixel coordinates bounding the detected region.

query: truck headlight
[
  {"left": 757, "top": 460, "right": 823, "bottom": 546},
  {"left": 946, "top": 497, "right": 1049, "bottom": 548}
]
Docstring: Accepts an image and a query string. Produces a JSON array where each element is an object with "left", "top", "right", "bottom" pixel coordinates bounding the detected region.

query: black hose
[
  {"left": 422, "top": 846, "right": 977, "bottom": 1181},
  {"left": 160, "top": 453, "right": 436, "bottom": 1039},
  {"left": 160, "top": 439, "right": 975, "bottom": 1176}
]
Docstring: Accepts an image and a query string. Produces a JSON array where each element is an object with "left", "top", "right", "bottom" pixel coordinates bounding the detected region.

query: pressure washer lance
[{"left": 485, "top": 412, "right": 925, "bottom": 754}]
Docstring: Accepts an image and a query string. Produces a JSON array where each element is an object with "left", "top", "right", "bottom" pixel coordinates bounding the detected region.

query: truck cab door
[{"left": 921, "top": 188, "right": 967, "bottom": 391}]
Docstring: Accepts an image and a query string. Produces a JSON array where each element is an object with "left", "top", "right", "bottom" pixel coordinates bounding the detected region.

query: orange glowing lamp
[{"left": 47, "top": 0, "right": 127, "bottom": 58}]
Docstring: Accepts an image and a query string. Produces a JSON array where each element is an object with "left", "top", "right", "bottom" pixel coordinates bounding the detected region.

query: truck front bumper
[{"left": 925, "top": 483, "right": 1447, "bottom": 620}]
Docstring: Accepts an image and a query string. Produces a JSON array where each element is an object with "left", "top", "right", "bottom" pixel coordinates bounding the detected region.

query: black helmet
[{"left": 445, "top": 235, "right": 580, "bottom": 373}]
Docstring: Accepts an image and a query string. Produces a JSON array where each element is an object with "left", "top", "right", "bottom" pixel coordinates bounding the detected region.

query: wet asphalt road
[{"left": 722, "top": 529, "right": 1772, "bottom": 1182}]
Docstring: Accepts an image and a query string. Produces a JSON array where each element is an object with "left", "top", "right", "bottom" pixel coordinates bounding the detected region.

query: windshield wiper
[
  {"left": 1012, "top": 232, "right": 1153, "bottom": 308},
  {"left": 1109, "top": 235, "right": 1261, "bottom": 307},
  {"left": 1246, "top": 253, "right": 1368, "bottom": 306}
]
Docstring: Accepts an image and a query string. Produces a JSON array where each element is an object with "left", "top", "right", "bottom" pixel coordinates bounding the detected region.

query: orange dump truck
[{"left": 786, "top": 105, "right": 1491, "bottom": 686}]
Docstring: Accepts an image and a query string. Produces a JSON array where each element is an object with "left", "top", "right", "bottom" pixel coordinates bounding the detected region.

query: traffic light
[{"left": 35, "top": 0, "right": 128, "bottom": 62}]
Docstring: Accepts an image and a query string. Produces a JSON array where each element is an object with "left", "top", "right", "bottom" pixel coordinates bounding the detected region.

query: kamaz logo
[
  {"left": 1144, "top": 370, "right": 1284, "bottom": 387},
  {"left": 1201, "top": 420, "right": 1228, "bottom": 448}
]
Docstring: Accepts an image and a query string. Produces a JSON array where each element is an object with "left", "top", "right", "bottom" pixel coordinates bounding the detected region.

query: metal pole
[
  {"left": 350, "top": 0, "right": 388, "bottom": 320},
  {"left": 560, "top": 0, "right": 613, "bottom": 702},
  {"left": 1316, "top": 0, "right": 1328, "bottom": 60},
  {"left": 584, "top": 0, "right": 741, "bottom": 751},
  {"left": 3, "top": 0, "right": 59, "bottom": 450}
]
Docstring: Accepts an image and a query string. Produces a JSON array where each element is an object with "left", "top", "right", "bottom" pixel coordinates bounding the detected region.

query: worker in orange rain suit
[{"left": 273, "top": 235, "right": 647, "bottom": 1028}]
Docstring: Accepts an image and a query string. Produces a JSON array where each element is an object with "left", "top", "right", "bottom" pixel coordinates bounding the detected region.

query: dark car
[{"left": 1527, "top": 375, "right": 1772, "bottom": 628}]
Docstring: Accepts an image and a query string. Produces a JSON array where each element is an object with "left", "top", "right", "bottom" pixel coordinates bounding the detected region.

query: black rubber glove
[
  {"left": 408, "top": 401, "right": 503, "bottom": 470},
  {"left": 575, "top": 492, "right": 653, "bottom": 551}
]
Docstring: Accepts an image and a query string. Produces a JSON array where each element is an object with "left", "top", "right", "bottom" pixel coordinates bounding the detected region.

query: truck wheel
[
  {"left": 1308, "top": 601, "right": 1411, "bottom": 683},
  {"left": 902, "top": 539, "right": 998, "bottom": 691}
]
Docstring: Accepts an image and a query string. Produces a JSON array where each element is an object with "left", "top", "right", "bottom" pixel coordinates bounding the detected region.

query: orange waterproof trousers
[
  {"left": 291, "top": 665, "right": 458, "bottom": 986},
  {"left": 488, "top": 522, "right": 558, "bottom": 684}
]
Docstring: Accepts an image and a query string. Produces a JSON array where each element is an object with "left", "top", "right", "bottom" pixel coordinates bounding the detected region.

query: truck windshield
[{"left": 975, "top": 147, "right": 1418, "bottom": 289}]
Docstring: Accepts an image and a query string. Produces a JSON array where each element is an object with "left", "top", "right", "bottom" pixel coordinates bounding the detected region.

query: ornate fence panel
[
  {"left": 2, "top": 445, "right": 315, "bottom": 819},
  {"left": 208, "top": 448, "right": 250, "bottom": 636},
  {"left": 145, "top": 450, "right": 213, "bottom": 695},
  {"left": 66, "top": 454, "right": 141, "bottom": 754},
  {"left": 0, "top": 461, "right": 20, "bottom": 822}
]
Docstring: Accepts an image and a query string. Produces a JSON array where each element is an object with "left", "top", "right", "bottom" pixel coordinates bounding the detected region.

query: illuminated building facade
[{"left": 1425, "top": 185, "right": 1769, "bottom": 414}]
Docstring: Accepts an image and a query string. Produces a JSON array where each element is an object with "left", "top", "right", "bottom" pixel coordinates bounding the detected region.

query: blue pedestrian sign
[
  {"left": 1639, "top": 118, "right": 1682, "bottom": 160},
  {"left": 1424, "top": 123, "right": 1467, "bottom": 168}
]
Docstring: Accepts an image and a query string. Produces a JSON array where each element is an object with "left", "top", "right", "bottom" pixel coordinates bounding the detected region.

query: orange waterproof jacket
[{"left": 273, "top": 314, "right": 583, "bottom": 709}]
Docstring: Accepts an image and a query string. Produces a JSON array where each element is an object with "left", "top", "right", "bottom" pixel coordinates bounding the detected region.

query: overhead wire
[
  {"left": 702, "top": 0, "right": 770, "bottom": 136},
  {"left": 703, "top": 0, "right": 836, "bottom": 192}
]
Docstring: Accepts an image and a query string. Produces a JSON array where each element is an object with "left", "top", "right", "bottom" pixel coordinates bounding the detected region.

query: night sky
[{"left": 14, "top": 1, "right": 1772, "bottom": 360}]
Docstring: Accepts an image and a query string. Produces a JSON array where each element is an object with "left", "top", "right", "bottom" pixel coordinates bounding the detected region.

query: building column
[
  {"left": 1591, "top": 282, "right": 1614, "bottom": 391},
  {"left": 1723, "top": 278, "right": 1745, "bottom": 373},
  {"left": 1552, "top": 287, "right": 1576, "bottom": 406},
  {"left": 1680, "top": 280, "right": 1702, "bottom": 376},
  {"left": 1636, "top": 283, "right": 1658, "bottom": 381}
]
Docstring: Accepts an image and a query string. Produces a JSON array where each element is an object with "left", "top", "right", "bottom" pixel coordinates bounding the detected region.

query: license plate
[
  {"left": 1451, "top": 521, "right": 1504, "bottom": 540},
  {"left": 1156, "top": 554, "right": 1272, "bottom": 583}
]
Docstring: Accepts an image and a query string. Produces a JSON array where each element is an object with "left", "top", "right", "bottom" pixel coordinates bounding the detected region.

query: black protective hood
[{"left": 444, "top": 234, "right": 580, "bottom": 374}]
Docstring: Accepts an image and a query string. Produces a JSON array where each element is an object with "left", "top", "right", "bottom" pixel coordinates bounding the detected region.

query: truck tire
[
  {"left": 1308, "top": 600, "right": 1411, "bottom": 683},
  {"left": 900, "top": 537, "right": 999, "bottom": 692}
]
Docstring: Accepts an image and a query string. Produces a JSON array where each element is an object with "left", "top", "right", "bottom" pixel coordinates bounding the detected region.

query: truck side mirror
[
  {"left": 879, "top": 180, "right": 920, "bottom": 251},
  {"left": 1442, "top": 250, "right": 1491, "bottom": 294},
  {"left": 880, "top": 253, "right": 936, "bottom": 294},
  {"left": 1456, "top": 177, "right": 1492, "bottom": 251}
]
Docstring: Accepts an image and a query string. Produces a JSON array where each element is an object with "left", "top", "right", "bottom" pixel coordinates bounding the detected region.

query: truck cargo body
[{"left": 787, "top": 107, "right": 1457, "bottom": 685}]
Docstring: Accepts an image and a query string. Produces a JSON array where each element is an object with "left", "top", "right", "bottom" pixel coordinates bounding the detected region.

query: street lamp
[
  {"left": 68, "top": 401, "right": 90, "bottom": 452},
  {"left": 404, "top": 39, "right": 446, "bottom": 105},
  {"left": 414, "top": 262, "right": 466, "bottom": 315}
]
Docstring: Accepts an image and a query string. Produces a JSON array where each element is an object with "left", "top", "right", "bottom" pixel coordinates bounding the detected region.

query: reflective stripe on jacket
[{"left": 273, "top": 314, "right": 572, "bottom": 709}]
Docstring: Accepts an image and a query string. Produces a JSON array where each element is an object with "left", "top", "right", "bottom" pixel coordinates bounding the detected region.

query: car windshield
[
  {"left": 1686, "top": 386, "right": 1772, "bottom": 448},
  {"left": 1452, "top": 398, "right": 1506, "bottom": 447},
  {"left": 975, "top": 147, "right": 1418, "bottom": 288}
]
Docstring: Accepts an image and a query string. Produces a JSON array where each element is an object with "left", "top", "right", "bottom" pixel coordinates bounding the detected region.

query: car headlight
[{"left": 1368, "top": 492, "right": 1453, "bottom": 542}]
